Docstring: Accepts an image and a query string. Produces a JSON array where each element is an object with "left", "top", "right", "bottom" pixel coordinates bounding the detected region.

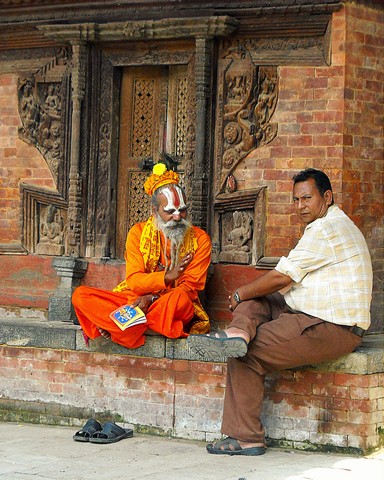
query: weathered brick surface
[
  {"left": 0, "top": 343, "right": 382, "bottom": 452},
  {"left": 0, "top": 74, "right": 55, "bottom": 245},
  {"left": 0, "top": 254, "right": 59, "bottom": 309}
]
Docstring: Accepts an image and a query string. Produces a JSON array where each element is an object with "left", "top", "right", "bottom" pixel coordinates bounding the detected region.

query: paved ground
[{"left": 1, "top": 422, "right": 383, "bottom": 480}]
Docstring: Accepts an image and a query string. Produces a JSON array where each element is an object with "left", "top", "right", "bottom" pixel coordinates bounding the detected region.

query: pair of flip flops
[
  {"left": 187, "top": 331, "right": 248, "bottom": 362},
  {"left": 73, "top": 419, "right": 133, "bottom": 444}
]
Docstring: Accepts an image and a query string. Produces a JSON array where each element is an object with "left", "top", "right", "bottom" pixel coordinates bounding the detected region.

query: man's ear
[{"left": 324, "top": 190, "right": 333, "bottom": 205}]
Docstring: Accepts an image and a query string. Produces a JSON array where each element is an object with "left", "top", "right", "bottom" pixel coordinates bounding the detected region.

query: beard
[{"left": 154, "top": 214, "right": 192, "bottom": 270}]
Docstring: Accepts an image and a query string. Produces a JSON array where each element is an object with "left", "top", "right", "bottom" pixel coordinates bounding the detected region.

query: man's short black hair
[{"left": 292, "top": 168, "right": 334, "bottom": 205}]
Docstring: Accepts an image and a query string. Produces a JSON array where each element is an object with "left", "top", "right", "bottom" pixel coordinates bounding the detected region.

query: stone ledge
[{"left": 0, "top": 317, "right": 383, "bottom": 374}]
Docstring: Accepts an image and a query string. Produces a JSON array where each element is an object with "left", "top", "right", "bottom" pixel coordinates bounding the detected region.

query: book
[{"left": 109, "top": 304, "right": 147, "bottom": 330}]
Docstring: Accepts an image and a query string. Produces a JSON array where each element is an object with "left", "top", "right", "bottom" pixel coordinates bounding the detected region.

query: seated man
[
  {"left": 188, "top": 168, "right": 372, "bottom": 456},
  {"left": 73, "top": 162, "right": 212, "bottom": 349}
]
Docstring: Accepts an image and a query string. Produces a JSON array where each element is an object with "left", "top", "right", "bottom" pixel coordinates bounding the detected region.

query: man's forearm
[{"left": 236, "top": 269, "right": 292, "bottom": 302}]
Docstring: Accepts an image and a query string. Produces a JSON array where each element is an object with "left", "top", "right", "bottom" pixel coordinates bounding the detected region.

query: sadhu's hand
[
  {"left": 164, "top": 252, "right": 194, "bottom": 285},
  {"left": 130, "top": 294, "right": 153, "bottom": 314}
]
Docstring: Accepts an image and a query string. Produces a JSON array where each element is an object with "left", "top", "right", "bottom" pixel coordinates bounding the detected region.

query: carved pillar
[
  {"left": 66, "top": 41, "right": 86, "bottom": 257},
  {"left": 193, "top": 36, "right": 213, "bottom": 231},
  {"left": 48, "top": 256, "right": 88, "bottom": 322}
]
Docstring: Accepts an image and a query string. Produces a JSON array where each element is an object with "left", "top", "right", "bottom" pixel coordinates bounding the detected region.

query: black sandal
[
  {"left": 89, "top": 422, "right": 133, "bottom": 444},
  {"left": 206, "top": 437, "right": 265, "bottom": 456},
  {"left": 73, "top": 419, "right": 102, "bottom": 442},
  {"left": 187, "top": 331, "right": 248, "bottom": 361}
]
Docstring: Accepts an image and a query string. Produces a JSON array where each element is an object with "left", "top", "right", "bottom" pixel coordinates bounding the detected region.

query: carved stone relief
[
  {"left": 17, "top": 48, "right": 70, "bottom": 196},
  {"left": 35, "top": 204, "right": 66, "bottom": 256},
  {"left": 210, "top": 39, "right": 279, "bottom": 265},
  {"left": 215, "top": 44, "right": 278, "bottom": 193},
  {"left": 20, "top": 182, "right": 67, "bottom": 255},
  {"left": 214, "top": 188, "right": 266, "bottom": 265},
  {"left": 17, "top": 48, "right": 71, "bottom": 255},
  {"left": 220, "top": 210, "right": 253, "bottom": 264},
  {"left": 18, "top": 79, "right": 63, "bottom": 184}
]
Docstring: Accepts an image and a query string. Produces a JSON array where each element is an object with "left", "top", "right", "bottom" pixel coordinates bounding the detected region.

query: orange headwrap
[{"left": 143, "top": 163, "right": 179, "bottom": 196}]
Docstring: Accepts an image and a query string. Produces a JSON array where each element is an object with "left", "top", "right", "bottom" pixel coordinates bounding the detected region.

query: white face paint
[{"left": 161, "top": 185, "right": 187, "bottom": 215}]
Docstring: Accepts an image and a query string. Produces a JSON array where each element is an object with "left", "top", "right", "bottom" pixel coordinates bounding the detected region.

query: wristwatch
[
  {"left": 233, "top": 291, "right": 241, "bottom": 304},
  {"left": 151, "top": 295, "right": 159, "bottom": 303}
]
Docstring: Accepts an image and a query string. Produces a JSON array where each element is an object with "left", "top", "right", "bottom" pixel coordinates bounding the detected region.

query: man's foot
[
  {"left": 97, "top": 327, "right": 111, "bottom": 339},
  {"left": 187, "top": 328, "right": 249, "bottom": 361},
  {"left": 206, "top": 437, "right": 266, "bottom": 456}
]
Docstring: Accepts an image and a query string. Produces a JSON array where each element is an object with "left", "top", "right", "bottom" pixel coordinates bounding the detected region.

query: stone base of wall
[{"left": 0, "top": 318, "right": 382, "bottom": 454}]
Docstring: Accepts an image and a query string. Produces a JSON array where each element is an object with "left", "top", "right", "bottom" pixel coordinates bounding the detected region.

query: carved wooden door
[{"left": 116, "top": 65, "right": 189, "bottom": 258}]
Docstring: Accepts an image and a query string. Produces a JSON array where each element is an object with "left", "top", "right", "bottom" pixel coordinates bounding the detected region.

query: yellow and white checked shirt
[{"left": 275, "top": 205, "right": 372, "bottom": 329}]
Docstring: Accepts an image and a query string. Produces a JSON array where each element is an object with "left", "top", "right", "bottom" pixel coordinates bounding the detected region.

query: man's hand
[
  {"left": 228, "top": 292, "right": 240, "bottom": 312},
  {"left": 164, "top": 252, "right": 194, "bottom": 285},
  {"left": 130, "top": 294, "right": 154, "bottom": 314}
]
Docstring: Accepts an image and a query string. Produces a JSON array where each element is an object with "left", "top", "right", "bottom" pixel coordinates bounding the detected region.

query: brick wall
[
  {"left": 0, "top": 74, "right": 55, "bottom": 246},
  {"left": 263, "top": 369, "right": 383, "bottom": 451},
  {"left": 0, "top": 342, "right": 382, "bottom": 453},
  {"left": 0, "top": 255, "right": 59, "bottom": 310},
  {"left": 342, "top": 3, "right": 384, "bottom": 331}
]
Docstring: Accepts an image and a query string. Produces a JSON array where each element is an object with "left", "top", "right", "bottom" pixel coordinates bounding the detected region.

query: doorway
[{"left": 116, "top": 64, "right": 189, "bottom": 258}]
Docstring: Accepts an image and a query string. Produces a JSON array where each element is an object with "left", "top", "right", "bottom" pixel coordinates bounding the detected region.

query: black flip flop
[
  {"left": 187, "top": 331, "right": 248, "bottom": 361},
  {"left": 89, "top": 422, "right": 133, "bottom": 444},
  {"left": 73, "top": 419, "right": 102, "bottom": 442}
]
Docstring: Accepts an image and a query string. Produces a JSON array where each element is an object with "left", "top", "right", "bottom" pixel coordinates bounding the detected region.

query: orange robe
[{"left": 72, "top": 220, "right": 211, "bottom": 349}]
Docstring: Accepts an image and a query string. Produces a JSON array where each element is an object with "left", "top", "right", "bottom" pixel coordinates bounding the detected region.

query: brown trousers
[{"left": 221, "top": 292, "right": 362, "bottom": 444}]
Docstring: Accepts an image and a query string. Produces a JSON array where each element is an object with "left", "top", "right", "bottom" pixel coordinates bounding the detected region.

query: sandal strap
[
  {"left": 92, "top": 422, "right": 126, "bottom": 439},
  {"left": 214, "top": 437, "right": 241, "bottom": 451},
  {"left": 76, "top": 418, "right": 102, "bottom": 436}
]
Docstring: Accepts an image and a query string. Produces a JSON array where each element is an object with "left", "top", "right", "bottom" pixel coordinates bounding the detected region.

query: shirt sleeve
[{"left": 275, "top": 221, "right": 335, "bottom": 283}]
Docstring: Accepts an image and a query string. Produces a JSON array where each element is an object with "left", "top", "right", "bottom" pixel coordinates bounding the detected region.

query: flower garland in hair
[{"left": 143, "top": 162, "right": 179, "bottom": 196}]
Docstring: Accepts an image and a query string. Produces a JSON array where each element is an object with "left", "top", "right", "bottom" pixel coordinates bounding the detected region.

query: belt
[{"left": 348, "top": 325, "right": 366, "bottom": 337}]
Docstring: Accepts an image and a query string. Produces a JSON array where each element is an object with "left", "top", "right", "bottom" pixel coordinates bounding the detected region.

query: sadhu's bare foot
[{"left": 97, "top": 327, "right": 111, "bottom": 339}]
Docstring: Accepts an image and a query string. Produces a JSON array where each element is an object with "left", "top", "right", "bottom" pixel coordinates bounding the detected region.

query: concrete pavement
[{"left": 0, "top": 422, "right": 383, "bottom": 480}]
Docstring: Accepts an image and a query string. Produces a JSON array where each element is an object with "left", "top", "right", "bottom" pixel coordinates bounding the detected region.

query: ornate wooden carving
[
  {"left": 92, "top": 51, "right": 116, "bottom": 258},
  {"left": 115, "top": 64, "right": 191, "bottom": 258},
  {"left": 16, "top": 48, "right": 71, "bottom": 256},
  {"left": 17, "top": 48, "right": 70, "bottom": 196},
  {"left": 66, "top": 41, "right": 86, "bottom": 257},
  {"left": 38, "top": 17, "right": 239, "bottom": 43},
  {"left": 192, "top": 37, "right": 213, "bottom": 231},
  {"left": 221, "top": 35, "right": 331, "bottom": 66},
  {"left": 215, "top": 45, "right": 278, "bottom": 194}
]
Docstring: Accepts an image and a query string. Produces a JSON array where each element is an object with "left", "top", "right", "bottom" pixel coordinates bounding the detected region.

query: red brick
[{"left": 332, "top": 398, "right": 374, "bottom": 413}]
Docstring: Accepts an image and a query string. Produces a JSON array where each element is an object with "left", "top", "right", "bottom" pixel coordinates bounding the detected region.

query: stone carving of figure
[
  {"left": 254, "top": 75, "right": 277, "bottom": 127},
  {"left": 40, "top": 205, "right": 64, "bottom": 245},
  {"left": 225, "top": 210, "right": 253, "bottom": 252},
  {"left": 44, "top": 84, "right": 61, "bottom": 116},
  {"left": 20, "top": 80, "right": 39, "bottom": 136}
]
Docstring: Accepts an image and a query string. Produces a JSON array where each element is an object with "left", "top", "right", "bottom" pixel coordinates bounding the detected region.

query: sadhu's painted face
[{"left": 155, "top": 185, "right": 188, "bottom": 224}]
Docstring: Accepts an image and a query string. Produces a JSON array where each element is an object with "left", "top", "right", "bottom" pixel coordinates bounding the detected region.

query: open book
[{"left": 109, "top": 304, "right": 147, "bottom": 330}]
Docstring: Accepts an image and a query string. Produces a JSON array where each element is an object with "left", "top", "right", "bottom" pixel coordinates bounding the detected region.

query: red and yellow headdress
[{"left": 143, "top": 163, "right": 179, "bottom": 196}]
